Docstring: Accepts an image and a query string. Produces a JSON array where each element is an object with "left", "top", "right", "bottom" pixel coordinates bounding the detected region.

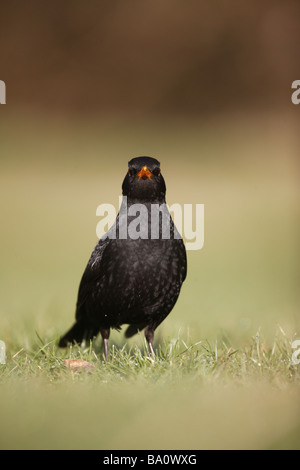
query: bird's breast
[{"left": 100, "top": 238, "right": 184, "bottom": 307}]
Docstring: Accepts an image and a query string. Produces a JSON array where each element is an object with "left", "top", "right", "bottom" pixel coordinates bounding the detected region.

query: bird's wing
[
  {"left": 179, "top": 239, "right": 187, "bottom": 283},
  {"left": 75, "top": 238, "right": 110, "bottom": 319}
]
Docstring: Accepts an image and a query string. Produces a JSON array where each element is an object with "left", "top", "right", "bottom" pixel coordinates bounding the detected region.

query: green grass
[
  {"left": 2, "top": 327, "right": 299, "bottom": 386},
  {"left": 0, "top": 328, "right": 299, "bottom": 450},
  {"left": 0, "top": 111, "right": 299, "bottom": 449}
]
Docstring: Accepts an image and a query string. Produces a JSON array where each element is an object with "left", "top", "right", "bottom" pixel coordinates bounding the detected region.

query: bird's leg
[
  {"left": 100, "top": 328, "right": 110, "bottom": 361},
  {"left": 145, "top": 326, "right": 155, "bottom": 358}
]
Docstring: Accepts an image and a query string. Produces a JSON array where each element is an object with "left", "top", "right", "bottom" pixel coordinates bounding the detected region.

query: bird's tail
[
  {"left": 58, "top": 320, "right": 98, "bottom": 347},
  {"left": 124, "top": 322, "right": 147, "bottom": 338}
]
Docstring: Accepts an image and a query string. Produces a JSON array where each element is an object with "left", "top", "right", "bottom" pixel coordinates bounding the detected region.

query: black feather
[{"left": 59, "top": 156, "right": 187, "bottom": 358}]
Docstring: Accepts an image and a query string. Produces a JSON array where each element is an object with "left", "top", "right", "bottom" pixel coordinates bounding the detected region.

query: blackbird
[{"left": 59, "top": 156, "right": 187, "bottom": 359}]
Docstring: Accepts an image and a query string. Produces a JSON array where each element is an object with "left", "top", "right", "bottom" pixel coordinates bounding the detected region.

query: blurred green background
[
  {"left": 0, "top": 0, "right": 299, "bottom": 450},
  {"left": 0, "top": 113, "right": 299, "bottom": 345}
]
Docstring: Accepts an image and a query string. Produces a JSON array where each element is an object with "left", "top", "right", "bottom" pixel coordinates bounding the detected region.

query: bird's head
[{"left": 122, "top": 156, "right": 166, "bottom": 201}]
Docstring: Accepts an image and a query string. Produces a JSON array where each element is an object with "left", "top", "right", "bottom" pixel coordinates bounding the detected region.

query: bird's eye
[
  {"left": 152, "top": 167, "right": 161, "bottom": 176},
  {"left": 128, "top": 168, "right": 136, "bottom": 177}
]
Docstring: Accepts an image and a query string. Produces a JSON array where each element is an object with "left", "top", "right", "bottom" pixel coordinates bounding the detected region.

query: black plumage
[{"left": 59, "top": 156, "right": 187, "bottom": 359}]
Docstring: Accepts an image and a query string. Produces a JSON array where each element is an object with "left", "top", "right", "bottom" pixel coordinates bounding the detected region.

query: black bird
[{"left": 59, "top": 156, "right": 187, "bottom": 359}]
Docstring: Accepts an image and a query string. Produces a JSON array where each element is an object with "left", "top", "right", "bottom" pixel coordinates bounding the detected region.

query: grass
[
  {"left": 0, "top": 327, "right": 300, "bottom": 385},
  {"left": 0, "top": 328, "right": 299, "bottom": 450},
  {"left": 1, "top": 328, "right": 299, "bottom": 386},
  {"left": 0, "top": 111, "right": 299, "bottom": 449}
]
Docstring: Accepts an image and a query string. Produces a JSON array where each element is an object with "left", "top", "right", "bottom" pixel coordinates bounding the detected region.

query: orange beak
[{"left": 137, "top": 166, "right": 152, "bottom": 179}]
